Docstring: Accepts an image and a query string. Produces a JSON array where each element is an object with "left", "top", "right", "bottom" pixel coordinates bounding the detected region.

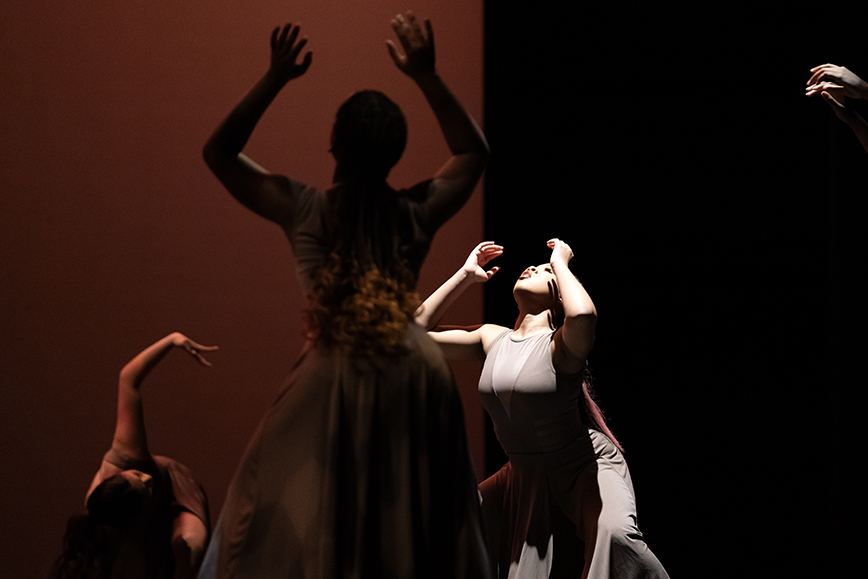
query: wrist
[
  {"left": 262, "top": 68, "right": 292, "bottom": 90},
  {"left": 457, "top": 267, "right": 478, "bottom": 284},
  {"left": 847, "top": 110, "right": 868, "bottom": 128},
  {"left": 412, "top": 71, "right": 442, "bottom": 88}
]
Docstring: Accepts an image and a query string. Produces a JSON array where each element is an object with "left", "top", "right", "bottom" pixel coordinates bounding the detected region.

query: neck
[
  {"left": 512, "top": 310, "right": 555, "bottom": 338},
  {"left": 332, "top": 163, "right": 389, "bottom": 187}
]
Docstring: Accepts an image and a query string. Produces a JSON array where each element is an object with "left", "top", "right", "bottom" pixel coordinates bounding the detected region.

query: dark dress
[
  {"left": 478, "top": 329, "right": 668, "bottom": 578},
  {"left": 95, "top": 449, "right": 210, "bottom": 579},
  {"left": 202, "top": 181, "right": 489, "bottom": 578}
]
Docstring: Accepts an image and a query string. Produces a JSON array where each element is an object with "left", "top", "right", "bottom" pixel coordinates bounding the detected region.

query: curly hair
[
  {"left": 304, "top": 90, "right": 422, "bottom": 358},
  {"left": 306, "top": 254, "right": 419, "bottom": 357}
]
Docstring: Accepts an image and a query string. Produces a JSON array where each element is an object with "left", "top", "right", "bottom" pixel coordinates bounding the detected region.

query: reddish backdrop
[{"left": 0, "top": 2, "right": 485, "bottom": 576}]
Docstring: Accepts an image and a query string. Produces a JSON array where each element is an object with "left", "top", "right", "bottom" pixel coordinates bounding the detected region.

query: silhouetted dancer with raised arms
[{"left": 198, "top": 11, "right": 490, "bottom": 579}]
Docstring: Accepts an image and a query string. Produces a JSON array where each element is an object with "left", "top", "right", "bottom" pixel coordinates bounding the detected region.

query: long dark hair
[
  {"left": 50, "top": 515, "right": 115, "bottom": 579},
  {"left": 86, "top": 475, "right": 146, "bottom": 529},
  {"left": 51, "top": 474, "right": 155, "bottom": 579},
  {"left": 330, "top": 90, "right": 407, "bottom": 182},
  {"left": 306, "top": 91, "right": 419, "bottom": 357},
  {"left": 579, "top": 368, "right": 624, "bottom": 453}
]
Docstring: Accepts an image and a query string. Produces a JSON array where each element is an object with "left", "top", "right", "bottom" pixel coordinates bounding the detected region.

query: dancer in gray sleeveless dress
[{"left": 417, "top": 240, "right": 669, "bottom": 578}]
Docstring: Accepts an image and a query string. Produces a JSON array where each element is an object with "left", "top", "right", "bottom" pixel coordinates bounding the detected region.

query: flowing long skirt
[{"left": 200, "top": 325, "right": 489, "bottom": 579}]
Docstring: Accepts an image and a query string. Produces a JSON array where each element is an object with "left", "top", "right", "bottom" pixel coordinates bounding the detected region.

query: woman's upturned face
[
  {"left": 514, "top": 263, "right": 557, "bottom": 297},
  {"left": 119, "top": 469, "right": 154, "bottom": 501}
]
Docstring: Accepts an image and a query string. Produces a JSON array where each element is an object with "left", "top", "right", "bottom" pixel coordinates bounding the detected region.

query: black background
[{"left": 482, "top": 2, "right": 868, "bottom": 576}]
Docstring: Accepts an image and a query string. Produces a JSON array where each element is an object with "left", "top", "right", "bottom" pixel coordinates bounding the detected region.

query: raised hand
[
  {"left": 547, "top": 238, "right": 574, "bottom": 267},
  {"left": 269, "top": 23, "right": 313, "bottom": 84},
  {"left": 806, "top": 64, "right": 868, "bottom": 100},
  {"left": 386, "top": 11, "right": 435, "bottom": 79},
  {"left": 171, "top": 333, "right": 219, "bottom": 367},
  {"left": 111, "top": 333, "right": 218, "bottom": 462},
  {"left": 461, "top": 241, "right": 503, "bottom": 283}
]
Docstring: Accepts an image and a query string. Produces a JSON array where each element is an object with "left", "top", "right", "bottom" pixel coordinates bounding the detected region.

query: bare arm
[
  {"left": 172, "top": 512, "right": 209, "bottom": 579},
  {"left": 548, "top": 239, "right": 596, "bottom": 372},
  {"left": 427, "top": 325, "right": 504, "bottom": 361},
  {"left": 415, "top": 241, "right": 502, "bottom": 329},
  {"left": 110, "top": 333, "right": 218, "bottom": 462},
  {"left": 822, "top": 93, "right": 868, "bottom": 154},
  {"left": 416, "top": 241, "right": 504, "bottom": 359},
  {"left": 203, "top": 23, "right": 312, "bottom": 224},
  {"left": 387, "top": 12, "right": 489, "bottom": 229}
]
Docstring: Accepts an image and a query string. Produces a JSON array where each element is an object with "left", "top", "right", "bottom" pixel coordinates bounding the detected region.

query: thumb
[
  {"left": 386, "top": 40, "right": 403, "bottom": 66},
  {"left": 822, "top": 91, "right": 843, "bottom": 109},
  {"left": 299, "top": 51, "right": 313, "bottom": 73}
]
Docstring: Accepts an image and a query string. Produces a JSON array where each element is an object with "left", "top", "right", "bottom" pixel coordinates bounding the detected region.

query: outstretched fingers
[
  {"left": 269, "top": 22, "right": 312, "bottom": 81},
  {"left": 547, "top": 238, "right": 574, "bottom": 264},
  {"left": 806, "top": 78, "right": 844, "bottom": 96},
  {"left": 272, "top": 23, "right": 294, "bottom": 51},
  {"left": 424, "top": 17, "right": 435, "bottom": 54},
  {"left": 388, "top": 11, "right": 435, "bottom": 77},
  {"left": 807, "top": 64, "right": 834, "bottom": 86},
  {"left": 183, "top": 340, "right": 219, "bottom": 367},
  {"left": 393, "top": 12, "right": 425, "bottom": 51},
  {"left": 474, "top": 241, "right": 503, "bottom": 265}
]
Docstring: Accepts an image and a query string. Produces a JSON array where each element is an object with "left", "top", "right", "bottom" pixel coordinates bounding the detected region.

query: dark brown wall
[{"left": 0, "top": 2, "right": 484, "bottom": 576}]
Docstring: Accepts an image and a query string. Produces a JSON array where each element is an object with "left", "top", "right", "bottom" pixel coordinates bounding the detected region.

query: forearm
[
  {"left": 551, "top": 261, "right": 596, "bottom": 320},
  {"left": 112, "top": 384, "right": 148, "bottom": 460},
  {"left": 415, "top": 268, "right": 477, "bottom": 329},
  {"left": 119, "top": 333, "right": 179, "bottom": 387},
  {"left": 112, "top": 334, "right": 180, "bottom": 458},
  {"left": 203, "top": 70, "right": 286, "bottom": 165},
  {"left": 413, "top": 72, "right": 488, "bottom": 156},
  {"left": 846, "top": 112, "right": 868, "bottom": 155}
]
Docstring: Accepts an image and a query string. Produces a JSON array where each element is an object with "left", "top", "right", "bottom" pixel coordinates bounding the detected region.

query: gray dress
[
  {"left": 200, "top": 181, "right": 489, "bottom": 579},
  {"left": 478, "top": 329, "right": 668, "bottom": 578}
]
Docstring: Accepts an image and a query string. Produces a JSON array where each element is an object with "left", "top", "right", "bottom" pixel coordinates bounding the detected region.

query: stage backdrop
[
  {"left": 481, "top": 2, "right": 868, "bottom": 577},
  {"left": 0, "top": 1, "right": 484, "bottom": 577}
]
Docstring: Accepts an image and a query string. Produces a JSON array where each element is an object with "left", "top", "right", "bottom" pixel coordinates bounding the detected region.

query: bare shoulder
[
  {"left": 551, "top": 327, "right": 587, "bottom": 375},
  {"left": 479, "top": 324, "right": 510, "bottom": 353},
  {"left": 426, "top": 323, "right": 508, "bottom": 361}
]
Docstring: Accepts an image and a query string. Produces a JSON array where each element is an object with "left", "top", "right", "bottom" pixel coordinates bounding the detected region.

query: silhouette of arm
[
  {"left": 203, "top": 23, "right": 313, "bottom": 224},
  {"left": 387, "top": 12, "right": 489, "bottom": 230}
]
